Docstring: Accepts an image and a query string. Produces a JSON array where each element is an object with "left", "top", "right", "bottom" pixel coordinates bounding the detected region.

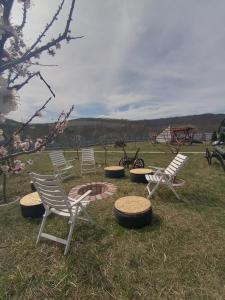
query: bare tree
[
  {"left": 0, "top": 0, "right": 80, "bottom": 119},
  {"left": 101, "top": 140, "right": 108, "bottom": 166},
  {"left": 0, "top": 0, "right": 80, "bottom": 202}
]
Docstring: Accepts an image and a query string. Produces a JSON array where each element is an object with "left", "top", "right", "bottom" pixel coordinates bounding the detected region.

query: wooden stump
[
  {"left": 113, "top": 196, "right": 152, "bottom": 228},
  {"left": 104, "top": 166, "right": 125, "bottom": 178},
  {"left": 20, "top": 192, "right": 45, "bottom": 218},
  {"left": 130, "top": 168, "right": 154, "bottom": 183}
]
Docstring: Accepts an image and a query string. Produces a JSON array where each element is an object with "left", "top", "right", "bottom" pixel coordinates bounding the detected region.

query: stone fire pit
[{"left": 69, "top": 182, "right": 117, "bottom": 202}]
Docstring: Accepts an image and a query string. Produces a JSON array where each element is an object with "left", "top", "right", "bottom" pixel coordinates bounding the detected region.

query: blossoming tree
[{"left": 0, "top": 0, "right": 79, "bottom": 202}]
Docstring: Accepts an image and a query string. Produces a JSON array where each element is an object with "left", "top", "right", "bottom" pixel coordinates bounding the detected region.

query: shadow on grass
[
  {"left": 133, "top": 213, "right": 163, "bottom": 233},
  {"left": 149, "top": 185, "right": 225, "bottom": 210},
  {"left": 112, "top": 213, "right": 163, "bottom": 235},
  {"left": 180, "top": 188, "right": 225, "bottom": 211}
]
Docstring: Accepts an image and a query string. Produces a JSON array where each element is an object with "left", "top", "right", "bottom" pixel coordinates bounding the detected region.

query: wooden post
[{"left": 2, "top": 173, "right": 7, "bottom": 203}]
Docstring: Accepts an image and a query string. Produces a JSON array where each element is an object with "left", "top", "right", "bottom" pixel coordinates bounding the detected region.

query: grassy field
[
  {"left": 1, "top": 143, "right": 225, "bottom": 299},
  {"left": 94, "top": 141, "right": 206, "bottom": 152}
]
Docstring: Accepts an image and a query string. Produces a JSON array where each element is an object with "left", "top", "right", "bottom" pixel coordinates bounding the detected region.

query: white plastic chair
[
  {"left": 30, "top": 172, "right": 93, "bottom": 255},
  {"left": 145, "top": 153, "right": 188, "bottom": 200},
  {"left": 49, "top": 150, "right": 74, "bottom": 180},
  {"left": 81, "top": 148, "right": 96, "bottom": 175}
]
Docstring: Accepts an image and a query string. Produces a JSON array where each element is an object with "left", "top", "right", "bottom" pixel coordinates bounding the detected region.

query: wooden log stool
[
  {"left": 104, "top": 166, "right": 125, "bottom": 178},
  {"left": 20, "top": 192, "right": 45, "bottom": 218},
  {"left": 113, "top": 196, "right": 152, "bottom": 228},
  {"left": 130, "top": 168, "right": 154, "bottom": 183}
]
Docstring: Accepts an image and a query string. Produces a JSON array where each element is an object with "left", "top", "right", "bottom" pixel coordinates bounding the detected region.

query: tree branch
[
  {"left": 9, "top": 71, "right": 55, "bottom": 97},
  {"left": 1, "top": 105, "right": 74, "bottom": 161},
  {"left": 29, "top": 62, "right": 58, "bottom": 67},
  {"left": 0, "top": 0, "right": 79, "bottom": 73},
  {"left": 0, "top": 0, "right": 15, "bottom": 61},
  {"left": 17, "top": 1, "right": 27, "bottom": 31},
  {"left": 24, "top": 0, "right": 65, "bottom": 55},
  {"left": 3, "top": 97, "right": 52, "bottom": 148}
]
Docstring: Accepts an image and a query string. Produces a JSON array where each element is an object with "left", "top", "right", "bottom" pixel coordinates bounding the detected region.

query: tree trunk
[
  {"left": 104, "top": 149, "right": 107, "bottom": 166},
  {"left": 2, "top": 174, "right": 7, "bottom": 203},
  {"left": 0, "top": 174, "right": 7, "bottom": 203}
]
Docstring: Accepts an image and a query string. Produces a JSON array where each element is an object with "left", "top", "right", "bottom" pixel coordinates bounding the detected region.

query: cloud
[{"left": 7, "top": 0, "right": 225, "bottom": 122}]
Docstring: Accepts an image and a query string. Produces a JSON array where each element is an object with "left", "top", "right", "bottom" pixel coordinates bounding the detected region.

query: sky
[{"left": 7, "top": 0, "right": 225, "bottom": 122}]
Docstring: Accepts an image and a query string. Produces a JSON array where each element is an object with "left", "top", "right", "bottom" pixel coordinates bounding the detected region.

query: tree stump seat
[
  {"left": 20, "top": 192, "right": 45, "bottom": 218},
  {"left": 104, "top": 166, "right": 125, "bottom": 178},
  {"left": 113, "top": 196, "right": 152, "bottom": 228},
  {"left": 130, "top": 168, "right": 154, "bottom": 183}
]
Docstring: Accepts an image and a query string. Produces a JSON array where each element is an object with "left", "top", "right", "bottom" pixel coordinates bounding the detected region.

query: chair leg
[
  {"left": 169, "top": 184, "right": 180, "bottom": 200},
  {"left": 36, "top": 212, "right": 48, "bottom": 244},
  {"left": 146, "top": 183, "right": 151, "bottom": 199},
  {"left": 64, "top": 218, "right": 76, "bottom": 255},
  {"left": 82, "top": 204, "right": 93, "bottom": 224},
  {"left": 147, "top": 181, "right": 160, "bottom": 199}
]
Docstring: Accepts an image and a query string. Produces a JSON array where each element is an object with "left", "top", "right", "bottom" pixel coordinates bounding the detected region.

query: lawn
[{"left": 1, "top": 143, "right": 225, "bottom": 299}]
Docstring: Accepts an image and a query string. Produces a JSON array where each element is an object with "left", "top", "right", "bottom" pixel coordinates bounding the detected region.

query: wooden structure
[
  {"left": 156, "top": 126, "right": 195, "bottom": 145},
  {"left": 113, "top": 196, "right": 152, "bottom": 228},
  {"left": 170, "top": 127, "right": 195, "bottom": 144}
]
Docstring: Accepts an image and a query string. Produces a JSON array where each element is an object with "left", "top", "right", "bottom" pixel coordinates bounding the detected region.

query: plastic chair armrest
[{"left": 69, "top": 190, "right": 92, "bottom": 207}]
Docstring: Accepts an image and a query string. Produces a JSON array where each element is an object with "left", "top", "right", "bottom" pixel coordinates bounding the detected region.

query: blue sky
[{"left": 8, "top": 0, "right": 225, "bottom": 122}]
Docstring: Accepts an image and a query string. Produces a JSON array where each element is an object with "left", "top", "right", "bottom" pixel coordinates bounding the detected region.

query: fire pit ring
[{"left": 69, "top": 182, "right": 118, "bottom": 202}]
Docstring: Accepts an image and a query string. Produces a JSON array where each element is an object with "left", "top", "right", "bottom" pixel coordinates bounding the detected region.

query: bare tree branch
[
  {"left": 24, "top": 0, "right": 65, "bottom": 55},
  {"left": 17, "top": 1, "right": 27, "bottom": 31},
  {"left": 9, "top": 72, "right": 38, "bottom": 90},
  {"left": 1, "top": 104, "right": 74, "bottom": 161},
  {"left": 0, "top": 0, "right": 14, "bottom": 60},
  {"left": 38, "top": 72, "right": 55, "bottom": 97},
  {"left": 9, "top": 71, "right": 55, "bottom": 97},
  {"left": 0, "top": 0, "right": 80, "bottom": 73},
  {"left": 3, "top": 97, "right": 52, "bottom": 148},
  {"left": 29, "top": 62, "right": 58, "bottom": 67}
]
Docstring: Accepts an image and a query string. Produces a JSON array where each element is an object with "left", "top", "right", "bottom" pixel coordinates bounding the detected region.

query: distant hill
[
  {"left": 1, "top": 113, "right": 225, "bottom": 147},
  {"left": 68, "top": 113, "right": 225, "bottom": 131}
]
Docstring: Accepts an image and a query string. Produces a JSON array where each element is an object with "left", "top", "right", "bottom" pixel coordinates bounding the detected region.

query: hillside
[{"left": 1, "top": 113, "right": 225, "bottom": 147}]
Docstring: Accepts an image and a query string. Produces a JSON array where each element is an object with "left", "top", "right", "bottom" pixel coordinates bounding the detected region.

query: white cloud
[{"left": 7, "top": 0, "right": 225, "bottom": 122}]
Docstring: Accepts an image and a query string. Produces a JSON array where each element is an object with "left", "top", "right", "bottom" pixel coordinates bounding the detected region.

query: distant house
[
  {"left": 156, "top": 125, "right": 195, "bottom": 144},
  {"left": 156, "top": 126, "right": 172, "bottom": 143}
]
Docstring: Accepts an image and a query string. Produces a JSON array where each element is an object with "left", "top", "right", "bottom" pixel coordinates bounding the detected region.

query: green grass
[
  {"left": 94, "top": 141, "right": 207, "bottom": 152},
  {"left": 1, "top": 143, "right": 225, "bottom": 299}
]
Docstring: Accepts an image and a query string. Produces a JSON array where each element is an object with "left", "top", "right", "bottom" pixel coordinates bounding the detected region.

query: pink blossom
[
  {"left": 0, "top": 165, "right": 9, "bottom": 173},
  {"left": 0, "top": 146, "right": 7, "bottom": 157},
  {"left": 20, "top": 141, "right": 30, "bottom": 151},
  {"left": 34, "top": 138, "right": 45, "bottom": 151},
  {"left": 13, "top": 160, "right": 25, "bottom": 174},
  {"left": 27, "top": 159, "right": 33, "bottom": 165}
]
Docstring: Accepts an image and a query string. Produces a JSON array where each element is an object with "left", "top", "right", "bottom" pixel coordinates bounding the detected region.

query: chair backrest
[
  {"left": 81, "top": 148, "right": 95, "bottom": 162},
  {"left": 49, "top": 150, "right": 66, "bottom": 167},
  {"left": 164, "top": 153, "right": 188, "bottom": 177},
  {"left": 30, "top": 172, "right": 72, "bottom": 214}
]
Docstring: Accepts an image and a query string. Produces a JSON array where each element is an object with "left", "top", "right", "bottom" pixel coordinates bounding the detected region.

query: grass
[{"left": 1, "top": 143, "right": 225, "bottom": 299}]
